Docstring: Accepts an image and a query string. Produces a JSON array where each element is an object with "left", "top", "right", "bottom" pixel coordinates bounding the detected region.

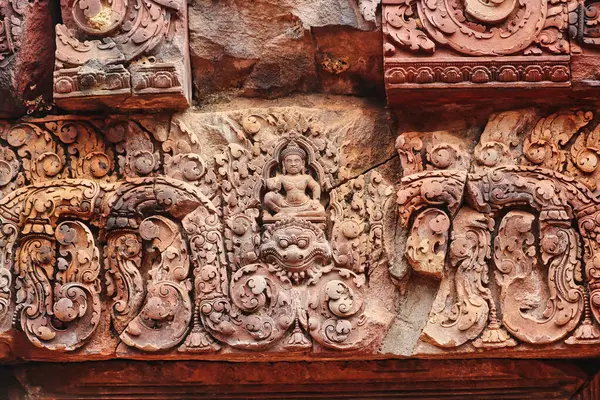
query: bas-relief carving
[
  {"left": 396, "top": 109, "right": 600, "bottom": 352},
  {"left": 0, "top": 109, "right": 397, "bottom": 358},
  {"left": 53, "top": 0, "right": 191, "bottom": 111},
  {"left": 570, "top": 0, "right": 600, "bottom": 48},
  {"left": 0, "top": 0, "right": 25, "bottom": 66},
  {"left": 6, "top": 105, "right": 600, "bottom": 358},
  {"left": 262, "top": 140, "right": 327, "bottom": 222},
  {"left": 382, "top": 0, "right": 574, "bottom": 92}
]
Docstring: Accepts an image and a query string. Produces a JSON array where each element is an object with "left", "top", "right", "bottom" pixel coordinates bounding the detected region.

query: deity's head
[{"left": 280, "top": 140, "right": 307, "bottom": 175}]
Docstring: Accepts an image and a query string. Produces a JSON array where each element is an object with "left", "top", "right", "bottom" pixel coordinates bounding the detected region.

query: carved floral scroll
[
  {"left": 397, "top": 109, "right": 600, "bottom": 351},
  {"left": 383, "top": 0, "right": 574, "bottom": 93},
  {"left": 3, "top": 106, "right": 600, "bottom": 359}
]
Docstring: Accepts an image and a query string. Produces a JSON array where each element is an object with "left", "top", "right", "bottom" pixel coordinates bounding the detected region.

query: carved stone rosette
[
  {"left": 53, "top": 0, "right": 191, "bottom": 110},
  {"left": 396, "top": 109, "right": 600, "bottom": 351}
]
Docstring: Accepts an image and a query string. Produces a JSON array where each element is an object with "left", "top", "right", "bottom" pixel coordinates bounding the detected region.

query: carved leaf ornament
[{"left": 397, "top": 110, "right": 600, "bottom": 349}]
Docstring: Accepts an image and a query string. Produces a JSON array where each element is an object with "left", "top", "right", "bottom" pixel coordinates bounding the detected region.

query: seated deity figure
[{"left": 263, "top": 140, "right": 326, "bottom": 220}]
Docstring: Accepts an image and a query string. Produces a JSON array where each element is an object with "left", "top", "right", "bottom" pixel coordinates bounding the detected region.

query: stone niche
[
  {"left": 52, "top": 0, "right": 191, "bottom": 111},
  {"left": 0, "top": 96, "right": 599, "bottom": 362}
]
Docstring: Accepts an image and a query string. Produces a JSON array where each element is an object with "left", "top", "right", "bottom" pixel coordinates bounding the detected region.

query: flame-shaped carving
[
  {"left": 495, "top": 211, "right": 584, "bottom": 344},
  {"left": 105, "top": 231, "right": 144, "bottom": 333},
  {"left": 422, "top": 208, "right": 493, "bottom": 348},
  {"left": 120, "top": 216, "right": 193, "bottom": 351},
  {"left": 15, "top": 221, "right": 101, "bottom": 351}
]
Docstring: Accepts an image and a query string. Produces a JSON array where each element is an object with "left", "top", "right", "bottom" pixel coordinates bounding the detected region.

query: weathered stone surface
[
  {"left": 0, "top": 0, "right": 55, "bottom": 118},
  {"left": 188, "top": 0, "right": 382, "bottom": 102},
  {"left": 313, "top": 27, "right": 384, "bottom": 96}
]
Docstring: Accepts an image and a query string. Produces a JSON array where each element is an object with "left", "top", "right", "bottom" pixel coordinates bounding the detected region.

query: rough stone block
[
  {"left": 188, "top": 0, "right": 382, "bottom": 101},
  {"left": 0, "top": 0, "right": 55, "bottom": 118}
]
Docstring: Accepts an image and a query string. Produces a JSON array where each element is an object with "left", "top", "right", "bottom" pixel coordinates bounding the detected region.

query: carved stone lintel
[
  {"left": 383, "top": 0, "right": 575, "bottom": 100},
  {"left": 9, "top": 107, "right": 600, "bottom": 360}
]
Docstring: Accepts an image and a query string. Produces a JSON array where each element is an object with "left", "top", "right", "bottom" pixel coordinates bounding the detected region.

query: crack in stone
[
  {"left": 329, "top": 152, "right": 399, "bottom": 192},
  {"left": 309, "top": 27, "right": 324, "bottom": 93}
]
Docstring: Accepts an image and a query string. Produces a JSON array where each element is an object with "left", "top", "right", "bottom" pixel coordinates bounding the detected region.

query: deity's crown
[{"left": 280, "top": 140, "right": 307, "bottom": 160}]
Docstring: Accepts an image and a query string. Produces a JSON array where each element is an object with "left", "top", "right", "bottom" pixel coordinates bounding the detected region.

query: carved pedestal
[{"left": 53, "top": 0, "right": 191, "bottom": 111}]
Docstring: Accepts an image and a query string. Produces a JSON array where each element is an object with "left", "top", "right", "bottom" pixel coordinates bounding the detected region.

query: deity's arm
[
  {"left": 307, "top": 176, "right": 321, "bottom": 200},
  {"left": 266, "top": 176, "right": 282, "bottom": 191}
]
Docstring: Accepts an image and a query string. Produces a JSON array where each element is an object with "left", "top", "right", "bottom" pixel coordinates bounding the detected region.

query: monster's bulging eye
[
  {"left": 297, "top": 238, "right": 308, "bottom": 249},
  {"left": 279, "top": 239, "right": 289, "bottom": 248}
]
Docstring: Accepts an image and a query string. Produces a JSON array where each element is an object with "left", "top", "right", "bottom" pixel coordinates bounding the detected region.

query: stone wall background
[{"left": 187, "top": 0, "right": 383, "bottom": 101}]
